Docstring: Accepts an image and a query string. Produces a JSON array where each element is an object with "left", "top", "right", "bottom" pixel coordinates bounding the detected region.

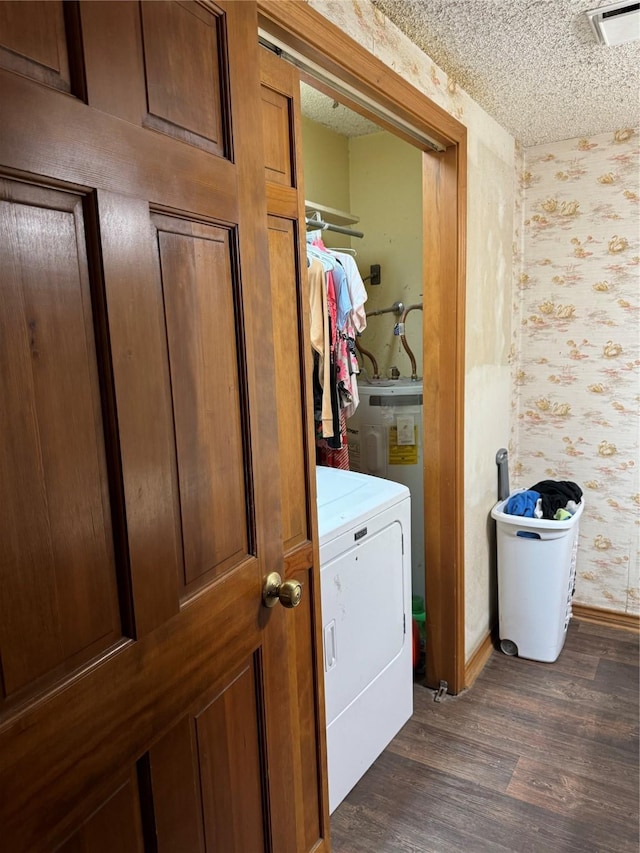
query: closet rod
[{"left": 305, "top": 218, "right": 364, "bottom": 239}]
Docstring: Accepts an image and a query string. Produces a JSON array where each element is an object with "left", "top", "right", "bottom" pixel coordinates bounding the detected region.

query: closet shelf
[{"left": 305, "top": 201, "right": 359, "bottom": 226}]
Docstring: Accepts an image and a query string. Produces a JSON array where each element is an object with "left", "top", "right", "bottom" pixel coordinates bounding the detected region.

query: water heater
[{"left": 347, "top": 380, "right": 425, "bottom": 600}]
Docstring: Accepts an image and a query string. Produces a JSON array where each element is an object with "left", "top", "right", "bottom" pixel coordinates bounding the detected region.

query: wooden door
[
  {"left": 258, "top": 45, "right": 331, "bottom": 851},
  {"left": 0, "top": 2, "right": 327, "bottom": 851}
]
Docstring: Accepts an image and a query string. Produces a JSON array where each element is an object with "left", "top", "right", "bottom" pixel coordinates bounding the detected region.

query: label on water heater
[
  {"left": 388, "top": 426, "right": 418, "bottom": 465},
  {"left": 395, "top": 414, "right": 415, "bottom": 445}
]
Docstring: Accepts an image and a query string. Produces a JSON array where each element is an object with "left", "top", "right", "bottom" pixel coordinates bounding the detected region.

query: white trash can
[{"left": 490, "top": 497, "right": 584, "bottom": 663}]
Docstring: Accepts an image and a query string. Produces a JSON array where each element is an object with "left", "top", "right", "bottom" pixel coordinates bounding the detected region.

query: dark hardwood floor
[{"left": 331, "top": 620, "right": 639, "bottom": 852}]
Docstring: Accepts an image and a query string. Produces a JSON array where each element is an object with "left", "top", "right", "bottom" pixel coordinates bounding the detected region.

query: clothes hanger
[{"left": 306, "top": 242, "right": 336, "bottom": 272}]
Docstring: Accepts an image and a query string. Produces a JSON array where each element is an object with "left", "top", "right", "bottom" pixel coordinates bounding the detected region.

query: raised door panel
[
  {"left": 0, "top": 180, "right": 121, "bottom": 700},
  {"left": 97, "top": 188, "right": 259, "bottom": 630},
  {"left": 196, "top": 661, "right": 266, "bottom": 851},
  {"left": 140, "top": 1, "right": 227, "bottom": 154},
  {"left": 56, "top": 772, "right": 145, "bottom": 853},
  {"left": 98, "top": 192, "right": 182, "bottom": 637},
  {"left": 267, "top": 215, "right": 308, "bottom": 552},
  {"left": 79, "top": 1, "right": 229, "bottom": 155},
  {"left": 147, "top": 717, "right": 205, "bottom": 853},
  {"left": 148, "top": 658, "right": 267, "bottom": 853},
  {"left": 153, "top": 213, "right": 250, "bottom": 590},
  {"left": 262, "top": 85, "right": 293, "bottom": 186},
  {"left": 0, "top": 1, "right": 73, "bottom": 93}
]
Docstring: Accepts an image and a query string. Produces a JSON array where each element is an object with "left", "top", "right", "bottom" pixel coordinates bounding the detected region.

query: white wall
[
  {"left": 301, "top": 115, "right": 353, "bottom": 251},
  {"left": 300, "top": 117, "right": 423, "bottom": 380},
  {"left": 349, "top": 132, "right": 423, "bottom": 380}
]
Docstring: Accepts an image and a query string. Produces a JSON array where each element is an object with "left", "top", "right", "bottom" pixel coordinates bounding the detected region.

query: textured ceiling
[
  {"left": 300, "top": 81, "right": 381, "bottom": 136},
  {"left": 372, "top": 0, "right": 640, "bottom": 146}
]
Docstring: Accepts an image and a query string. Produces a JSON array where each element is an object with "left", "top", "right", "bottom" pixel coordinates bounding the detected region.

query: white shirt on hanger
[{"left": 329, "top": 251, "right": 368, "bottom": 333}]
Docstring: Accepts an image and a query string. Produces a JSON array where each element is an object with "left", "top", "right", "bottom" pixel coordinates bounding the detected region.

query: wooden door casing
[
  {"left": 0, "top": 3, "right": 325, "bottom": 851},
  {"left": 257, "top": 0, "right": 468, "bottom": 694}
]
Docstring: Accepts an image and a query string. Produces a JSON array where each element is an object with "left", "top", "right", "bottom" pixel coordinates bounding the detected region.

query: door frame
[{"left": 257, "top": 1, "right": 467, "bottom": 694}]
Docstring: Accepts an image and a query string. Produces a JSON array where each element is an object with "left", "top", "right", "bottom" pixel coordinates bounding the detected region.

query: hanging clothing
[
  {"left": 317, "top": 408, "right": 350, "bottom": 469},
  {"left": 308, "top": 257, "right": 333, "bottom": 438},
  {"left": 330, "top": 251, "right": 367, "bottom": 418},
  {"left": 330, "top": 258, "right": 352, "bottom": 332},
  {"left": 325, "top": 269, "right": 342, "bottom": 449},
  {"left": 329, "top": 251, "right": 368, "bottom": 333},
  {"left": 307, "top": 236, "right": 369, "bottom": 469}
]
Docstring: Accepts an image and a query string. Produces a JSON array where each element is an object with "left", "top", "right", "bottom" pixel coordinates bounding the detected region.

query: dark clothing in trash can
[{"left": 530, "top": 480, "right": 582, "bottom": 519}]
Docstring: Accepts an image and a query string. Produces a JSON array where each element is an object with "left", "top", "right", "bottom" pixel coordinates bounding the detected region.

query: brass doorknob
[{"left": 262, "top": 572, "right": 303, "bottom": 609}]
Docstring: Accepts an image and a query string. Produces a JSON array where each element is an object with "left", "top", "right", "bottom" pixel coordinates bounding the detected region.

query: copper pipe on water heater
[
  {"left": 399, "top": 303, "right": 423, "bottom": 381},
  {"left": 355, "top": 338, "right": 380, "bottom": 379},
  {"left": 357, "top": 301, "right": 403, "bottom": 379}
]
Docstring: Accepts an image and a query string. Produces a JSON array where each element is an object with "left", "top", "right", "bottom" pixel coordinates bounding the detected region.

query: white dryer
[{"left": 316, "top": 467, "right": 412, "bottom": 814}]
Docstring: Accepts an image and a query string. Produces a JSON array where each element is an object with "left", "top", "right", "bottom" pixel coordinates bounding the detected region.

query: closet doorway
[
  {"left": 301, "top": 87, "right": 424, "bottom": 388},
  {"left": 258, "top": 1, "right": 468, "bottom": 694},
  {"left": 300, "top": 89, "right": 427, "bottom": 605}
]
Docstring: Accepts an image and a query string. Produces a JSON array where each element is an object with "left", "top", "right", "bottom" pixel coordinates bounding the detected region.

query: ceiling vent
[{"left": 586, "top": 1, "right": 640, "bottom": 45}]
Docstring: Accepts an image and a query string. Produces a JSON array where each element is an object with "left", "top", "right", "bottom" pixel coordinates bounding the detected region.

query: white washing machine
[{"left": 316, "top": 467, "right": 412, "bottom": 814}]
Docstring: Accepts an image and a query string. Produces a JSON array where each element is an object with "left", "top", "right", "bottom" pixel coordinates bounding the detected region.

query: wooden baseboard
[
  {"left": 573, "top": 604, "right": 640, "bottom": 634},
  {"left": 464, "top": 631, "right": 495, "bottom": 689},
  {"left": 462, "top": 608, "right": 638, "bottom": 688}
]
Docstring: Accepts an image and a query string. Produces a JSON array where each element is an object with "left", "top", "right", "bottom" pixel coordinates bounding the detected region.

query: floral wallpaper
[{"left": 512, "top": 128, "right": 640, "bottom": 615}]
